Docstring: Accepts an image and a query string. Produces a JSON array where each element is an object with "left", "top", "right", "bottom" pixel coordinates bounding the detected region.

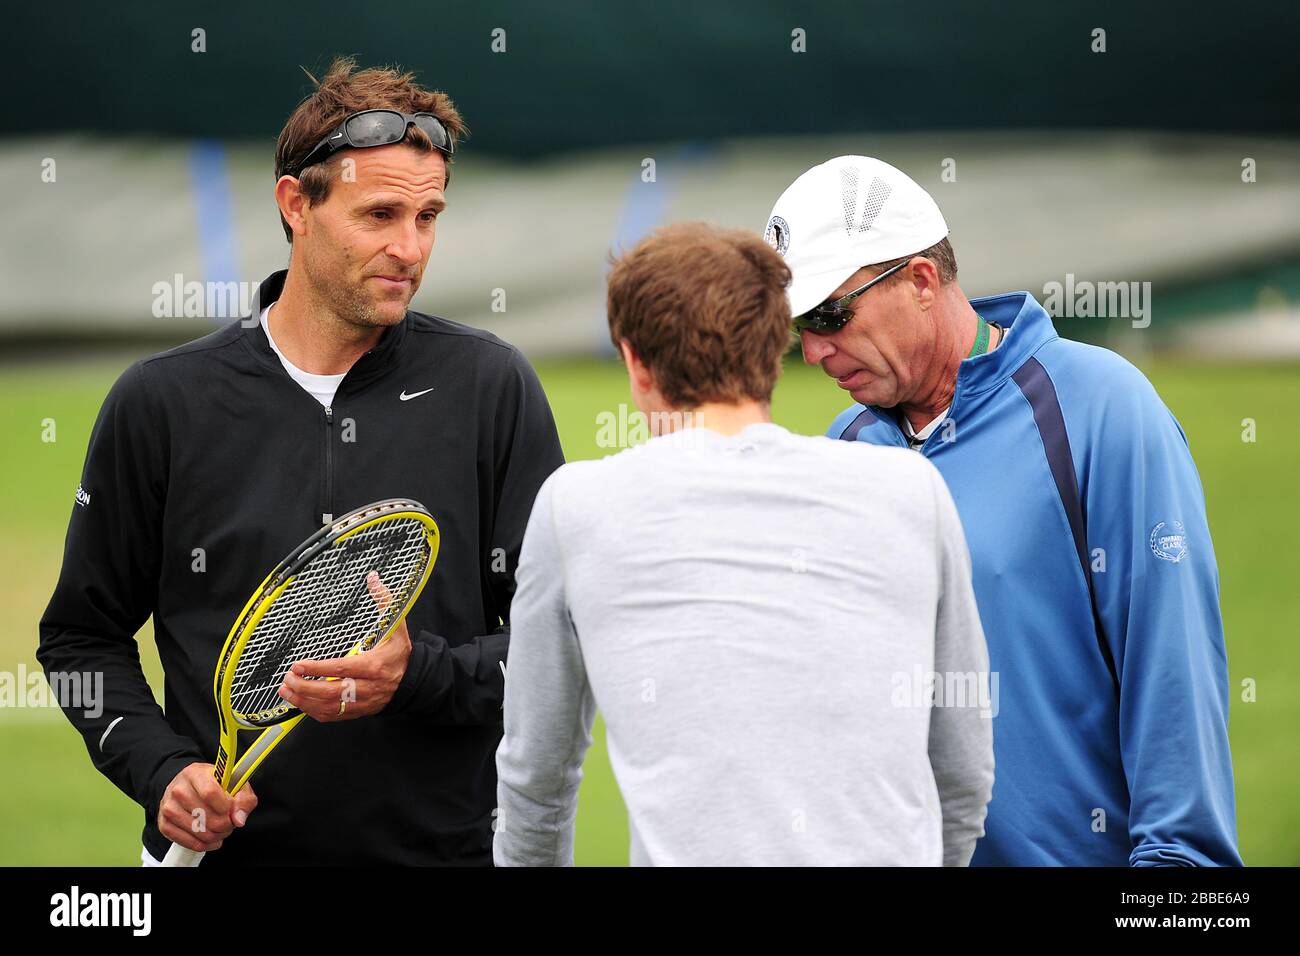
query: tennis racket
[{"left": 161, "top": 498, "right": 440, "bottom": 866}]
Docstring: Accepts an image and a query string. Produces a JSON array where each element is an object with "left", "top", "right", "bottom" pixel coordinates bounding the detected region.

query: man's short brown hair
[
  {"left": 274, "top": 56, "right": 467, "bottom": 244},
  {"left": 607, "top": 222, "right": 793, "bottom": 408},
  {"left": 871, "top": 236, "right": 958, "bottom": 283}
]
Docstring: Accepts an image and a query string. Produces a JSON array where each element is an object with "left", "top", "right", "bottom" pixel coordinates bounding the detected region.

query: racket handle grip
[{"left": 161, "top": 843, "right": 207, "bottom": 867}]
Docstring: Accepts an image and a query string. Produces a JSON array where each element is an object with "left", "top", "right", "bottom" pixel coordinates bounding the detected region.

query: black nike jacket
[{"left": 37, "top": 269, "right": 565, "bottom": 865}]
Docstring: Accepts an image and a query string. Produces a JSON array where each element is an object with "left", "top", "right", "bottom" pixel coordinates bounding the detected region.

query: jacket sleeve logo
[{"left": 1149, "top": 520, "right": 1187, "bottom": 563}]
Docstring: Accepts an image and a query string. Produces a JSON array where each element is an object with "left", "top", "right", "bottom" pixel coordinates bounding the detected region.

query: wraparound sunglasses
[
  {"left": 793, "top": 259, "right": 911, "bottom": 334},
  {"left": 287, "top": 109, "right": 455, "bottom": 177}
]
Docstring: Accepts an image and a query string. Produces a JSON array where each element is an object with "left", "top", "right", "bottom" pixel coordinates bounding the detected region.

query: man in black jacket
[{"left": 38, "top": 57, "right": 564, "bottom": 865}]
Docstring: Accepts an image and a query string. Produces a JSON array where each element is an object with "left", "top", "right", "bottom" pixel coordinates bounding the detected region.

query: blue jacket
[{"left": 829, "top": 292, "right": 1242, "bottom": 866}]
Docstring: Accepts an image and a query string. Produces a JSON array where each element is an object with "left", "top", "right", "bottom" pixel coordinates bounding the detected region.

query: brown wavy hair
[
  {"left": 607, "top": 222, "right": 793, "bottom": 408},
  {"left": 273, "top": 56, "right": 467, "bottom": 244}
]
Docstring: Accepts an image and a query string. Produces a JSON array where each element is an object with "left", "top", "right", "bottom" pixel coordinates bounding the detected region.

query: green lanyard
[{"left": 967, "top": 314, "right": 993, "bottom": 359}]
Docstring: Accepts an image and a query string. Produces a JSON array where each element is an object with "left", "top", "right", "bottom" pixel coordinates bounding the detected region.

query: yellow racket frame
[{"left": 211, "top": 504, "right": 440, "bottom": 796}]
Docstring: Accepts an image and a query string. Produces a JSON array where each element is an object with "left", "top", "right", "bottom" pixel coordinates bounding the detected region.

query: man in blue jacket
[{"left": 763, "top": 156, "right": 1241, "bottom": 866}]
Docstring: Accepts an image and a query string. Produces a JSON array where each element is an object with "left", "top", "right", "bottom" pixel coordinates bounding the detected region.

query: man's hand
[
  {"left": 278, "top": 571, "right": 414, "bottom": 722},
  {"left": 157, "top": 763, "right": 258, "bottom": 853}
]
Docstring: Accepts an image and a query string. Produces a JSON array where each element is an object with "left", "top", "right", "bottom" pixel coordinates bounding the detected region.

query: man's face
[
  {"left": 798, "top": 265, "right": 928, "bottom": 408},
  {"left": 297, "top": 144, "right": 447, "bottom": 330}
]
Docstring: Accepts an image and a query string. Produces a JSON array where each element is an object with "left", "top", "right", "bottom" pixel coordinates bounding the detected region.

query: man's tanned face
[
  {"left": 296, "top": 144, "right": 447, "bottom": 330},
  {"left": 797, "top": 255, "right": 953, "bottom": 410}
]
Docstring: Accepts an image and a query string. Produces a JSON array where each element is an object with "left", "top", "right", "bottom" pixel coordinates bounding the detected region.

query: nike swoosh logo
[{"left": 399, "top": 388, "right": 435, "bottom": 401}]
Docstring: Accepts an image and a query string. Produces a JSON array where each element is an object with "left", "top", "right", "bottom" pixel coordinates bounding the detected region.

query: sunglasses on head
[
  {"left": 287, "top": 109, "right": 455, "bottom": 177},
  {"left": 792, "top": 259, "right": 912, "bottom": 334}
]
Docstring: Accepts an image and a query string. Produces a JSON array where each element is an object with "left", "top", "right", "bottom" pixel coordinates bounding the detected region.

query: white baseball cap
[{"left": 763, "top": 156, "right": 949, "bottom": 317}]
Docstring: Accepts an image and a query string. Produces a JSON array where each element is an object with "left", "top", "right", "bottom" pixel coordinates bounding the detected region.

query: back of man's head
[{"left": 607, "top": 222, "right": 793, "bottom": 409}]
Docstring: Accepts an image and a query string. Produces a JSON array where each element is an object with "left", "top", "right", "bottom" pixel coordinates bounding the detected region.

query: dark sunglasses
[
  {"left": 793, "top": 259, "right": 912, "bottom": 334},
  {"left": 288, "top": 109, "right": 455, "bottom": 177}
]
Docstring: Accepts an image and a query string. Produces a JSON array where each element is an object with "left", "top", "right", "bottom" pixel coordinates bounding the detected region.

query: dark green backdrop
[{"left": 7, "top": 1, "right": 1297, "bottom": 155}]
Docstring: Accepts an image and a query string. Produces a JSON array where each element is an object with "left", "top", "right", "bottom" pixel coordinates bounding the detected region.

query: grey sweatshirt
[{"left": 494, "top": 422, "right": 994, "bottom": 866}]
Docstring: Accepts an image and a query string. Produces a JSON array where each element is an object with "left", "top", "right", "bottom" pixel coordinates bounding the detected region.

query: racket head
[{"left": 211, "top": 498, "right": 439, "bottom": 737}]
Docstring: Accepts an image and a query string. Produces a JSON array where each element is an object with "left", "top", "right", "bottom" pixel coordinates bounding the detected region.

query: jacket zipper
[
  {"left": 919, "top": 385, "right": 965, "bottom": 456},
  {"left": 919, "top": 400, "right": 954, "bottom": 456},
  {"left": 322, "top": 405, "right": 335, "bottom": 524}
]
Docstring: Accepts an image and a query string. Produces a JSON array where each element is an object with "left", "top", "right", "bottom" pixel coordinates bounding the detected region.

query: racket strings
[{"left": 229, "top": 518, "right": 430, "bottom": 722}]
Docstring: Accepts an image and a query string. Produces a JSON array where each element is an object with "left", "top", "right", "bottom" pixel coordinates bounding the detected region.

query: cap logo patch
[{"left": 764, "top": 215, "right": 790, "bottom": 255}]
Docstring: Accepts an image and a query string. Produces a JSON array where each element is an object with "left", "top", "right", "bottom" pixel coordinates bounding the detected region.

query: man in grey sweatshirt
[{"left": 494, "top": 222, "right": 994, "bottom": 866}]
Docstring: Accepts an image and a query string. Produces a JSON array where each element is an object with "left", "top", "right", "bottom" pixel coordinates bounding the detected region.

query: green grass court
[{"left": 1, "top": 355, "right": 1296, "bottom": 865}]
